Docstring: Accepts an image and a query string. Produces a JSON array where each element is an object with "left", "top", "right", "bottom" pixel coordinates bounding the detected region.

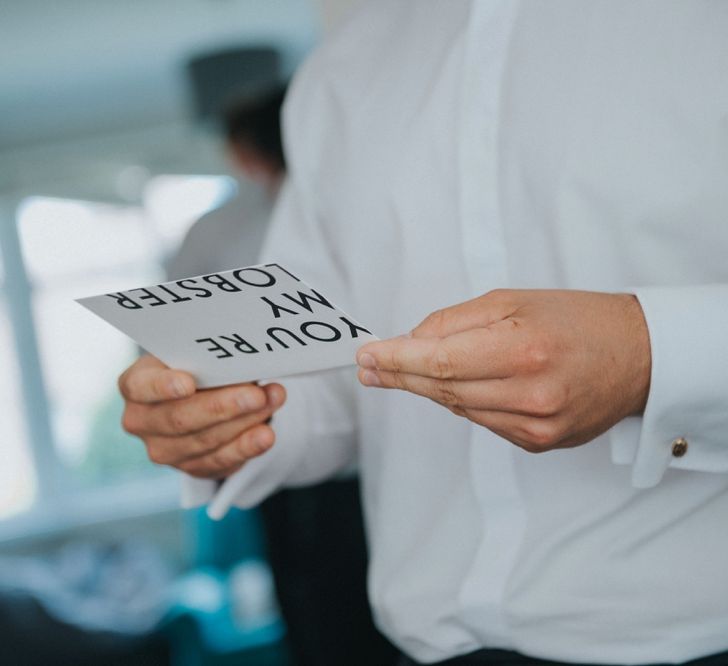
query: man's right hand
[{"left": 119, "top": 355, "right": 286, "bottom": 479}]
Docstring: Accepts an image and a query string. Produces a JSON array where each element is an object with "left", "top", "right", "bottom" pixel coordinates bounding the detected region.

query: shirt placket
[{"left": 455, "top": 0, "right": 526, "bottom": 648}]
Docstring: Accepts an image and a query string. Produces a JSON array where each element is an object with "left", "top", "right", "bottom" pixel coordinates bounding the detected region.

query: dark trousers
[
  {"left": 260, "top": 477, "right": 398, "bottom": 666},
  {"left": 399, "top": 647, "right": 728, "bottom": 666}
]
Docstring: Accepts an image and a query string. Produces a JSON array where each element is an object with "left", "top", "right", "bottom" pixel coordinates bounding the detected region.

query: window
[
  {"left": 0, "top": 175, "right": 234, "bottom": 522},
  {"left": 0, "top": 294, "right": 36, "bottom": 519}
]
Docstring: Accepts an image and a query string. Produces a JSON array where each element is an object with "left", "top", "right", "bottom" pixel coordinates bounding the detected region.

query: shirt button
[{"left": 671, "top": 437, "right": 688, "bottom": 458}]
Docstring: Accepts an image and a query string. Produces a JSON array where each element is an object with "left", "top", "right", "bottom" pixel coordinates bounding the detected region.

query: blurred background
[{"left": 0, "top": 2, "right": 390, "bottom": 665}]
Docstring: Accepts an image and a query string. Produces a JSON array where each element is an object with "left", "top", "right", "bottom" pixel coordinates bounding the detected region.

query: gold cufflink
[{"left": 671, "top": 437, "right": 688, "bottom": 458}]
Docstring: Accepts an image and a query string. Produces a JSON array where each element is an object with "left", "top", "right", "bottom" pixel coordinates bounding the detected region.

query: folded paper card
[{"left": 77, "top": 263, "right": 377, "bottom": 387}]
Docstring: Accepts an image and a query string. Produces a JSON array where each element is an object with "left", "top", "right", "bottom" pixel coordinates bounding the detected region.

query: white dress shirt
[{"left": 183, "top": 2, "right": 728, "bottom": 662}]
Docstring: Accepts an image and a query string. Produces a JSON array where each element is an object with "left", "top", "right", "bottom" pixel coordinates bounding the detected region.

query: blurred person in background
[
  {"left": 167, "top": 84, "right": 396, "bottom": 666},
  {"left": 120, "top": 2, "right": 728, "bottom": 665},
  {"left": 166, "top": 86, "right": 286, "bottom": 279}
]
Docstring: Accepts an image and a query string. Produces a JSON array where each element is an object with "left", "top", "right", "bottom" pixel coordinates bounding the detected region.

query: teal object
[
  {"left": 186, "top": 506, "right": 267, "bottom": 569},
  {"left": 163, "top": 508, "right": 290, "bottom": 666}
]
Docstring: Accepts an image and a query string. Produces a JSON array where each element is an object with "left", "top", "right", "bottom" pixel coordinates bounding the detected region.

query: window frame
[
  {"left": 0, "top": 196, "right": 59, "bottom": 503},
  {"left": 0, "top": 190, "right": 199, "bottom": 541}
]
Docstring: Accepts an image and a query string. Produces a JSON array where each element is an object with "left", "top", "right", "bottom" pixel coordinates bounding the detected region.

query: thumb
[{"left": 412, "top": 289, "right": 516, "bottom": 339}]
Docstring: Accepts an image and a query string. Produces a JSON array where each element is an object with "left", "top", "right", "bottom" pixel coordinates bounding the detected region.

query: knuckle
[
  {"left": 518, "top": 440, "right": 541, "bottom": 454},
  {"left": 121, "top": 407, "right": 137, "bottom": 434},
  {"left": 165, "top": 407, "right": 189, "bottom": 433},
  {"left": 483, "top": 288, "right": 516, "bottom": 311},
  {"left": 485, "top": 288, "right": 510, "bottom": 302},
  {"left": 121, "top": 405, "right": 147, "bottom": 435},
  {"left": 421, "top": 308, "right": 448, "bottom": 335},
  {"left": 522, "top": 340, "right": 550, "bottom": 372},
  {"left": 387, "top": 348, "right": 402, "bottom": 375},
  {"left": 207, "top": 393, "right": 233, "bottom": 420},
  {"left": 146, "top": 443, "right": 168, "bottom": 465},
  {"left": 433, "top": 379, "right": 459, "bottom": 406},
  {"left": 194, "top": 427, "right": 220, "bottom": 453},
  {"left": 429, "top": 346, "right": 454, "bottom": 379},
  {"left": 208, "top": 447, "right": 233, "bottom": 470},
  {"left": 390, "top": 370, "right": 408, "bottom": 391},
  {"left": 522, "top": 420, "right": 561, "bottom": 450},
  {"left": 448, "top": 404, "right": 467, "bottom": 418}
]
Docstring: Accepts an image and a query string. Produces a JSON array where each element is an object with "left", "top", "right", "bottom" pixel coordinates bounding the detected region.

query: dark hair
[{"left": 223, "top": 84, "right": 287, "bottom": 172}]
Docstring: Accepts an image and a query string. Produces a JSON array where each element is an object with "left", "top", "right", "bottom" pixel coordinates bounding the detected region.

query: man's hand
[
  {"left": 356, "top": 289, "right": 651, "bottom": 453},
  {"left": 119, "top": 355, "right": 286, "bottom": 478}
]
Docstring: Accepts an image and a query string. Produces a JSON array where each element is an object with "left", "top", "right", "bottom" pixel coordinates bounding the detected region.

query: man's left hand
[{"left": 356, "top": 289, "right": 651, "bottom": 453}]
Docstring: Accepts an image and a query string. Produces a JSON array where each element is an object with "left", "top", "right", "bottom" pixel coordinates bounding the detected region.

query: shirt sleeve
[
  {"left": 181, "top": 55, "right": 361, "bottom": 516},
  {"left": 180, "top": 181, "right": 360, "bottom": 518},
  {"left": 609, "top": 284, "right": 728, "bottom": 487}
]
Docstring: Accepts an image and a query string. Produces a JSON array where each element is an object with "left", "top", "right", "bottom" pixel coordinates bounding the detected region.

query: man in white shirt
[
  {"left": 118, "top": 2, "right": 728, "bottom": 664},
  {"left": 166, "top": 85, "right": 397, "bottom": 666}
]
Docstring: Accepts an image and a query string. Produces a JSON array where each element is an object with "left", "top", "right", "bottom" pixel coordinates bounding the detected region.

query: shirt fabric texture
[{"left": 183, "top": 1, "right": 728, "bottom": 663}]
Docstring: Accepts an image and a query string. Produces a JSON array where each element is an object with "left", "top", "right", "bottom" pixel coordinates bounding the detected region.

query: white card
[{"left": 77, "top": 263, "right": 377, "bottom": 387}]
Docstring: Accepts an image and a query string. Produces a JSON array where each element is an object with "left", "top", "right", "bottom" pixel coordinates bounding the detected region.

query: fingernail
[
  {"left": 358, "top": 352, "right": 377, "bottom": 369},
  {"left": 171, "top": 378, "right": 190, "bottom": 398},
  {"left": 269, "top": 387, "right": 285, "bottom": 408},
  {"left": 360, "top": 370, "right": 381, "bottom": 387}
]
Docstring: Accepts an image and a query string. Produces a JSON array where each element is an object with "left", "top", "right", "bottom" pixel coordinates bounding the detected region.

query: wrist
[{"left": 619, "top": 293, "right": 652, "bottom": 416}]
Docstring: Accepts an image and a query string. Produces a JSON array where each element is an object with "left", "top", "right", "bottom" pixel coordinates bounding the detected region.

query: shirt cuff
[
  {"left": 180, "top": 476, "right": 217, "bottom": 508},
  {"left": 614, "top": 285, "right": 728, "bottom": 487},
  {"left": 179, "top": 380, "right": 312, "bottom": 519}
]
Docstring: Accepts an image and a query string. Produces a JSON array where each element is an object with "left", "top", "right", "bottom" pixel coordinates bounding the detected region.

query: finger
[
  {"left": 358, "top": 370, "right": 565, "bottom": 417},
  {"left": 124, "top": 382, "right": 284, "bottom": 437},
  {"left": 411, "top": 289, "right": 517, "bottom": 339},
  {"left": 144, "top": 404, "right": 280, "bottom": 465},
  {"left": 118, "top": 354, "right": 196, "bottom": 403},
  {"left": 357, "top": 326, "right": 520, "bottom": 381},
  {"left": 456, "top": 408, "right": 569, "bottom": 453},
  {"left": 178, "top": 423, "right": 276, "bottom": 479},
  {"left": 261, "top": 382, "right": 287, "bottom": 411}
]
